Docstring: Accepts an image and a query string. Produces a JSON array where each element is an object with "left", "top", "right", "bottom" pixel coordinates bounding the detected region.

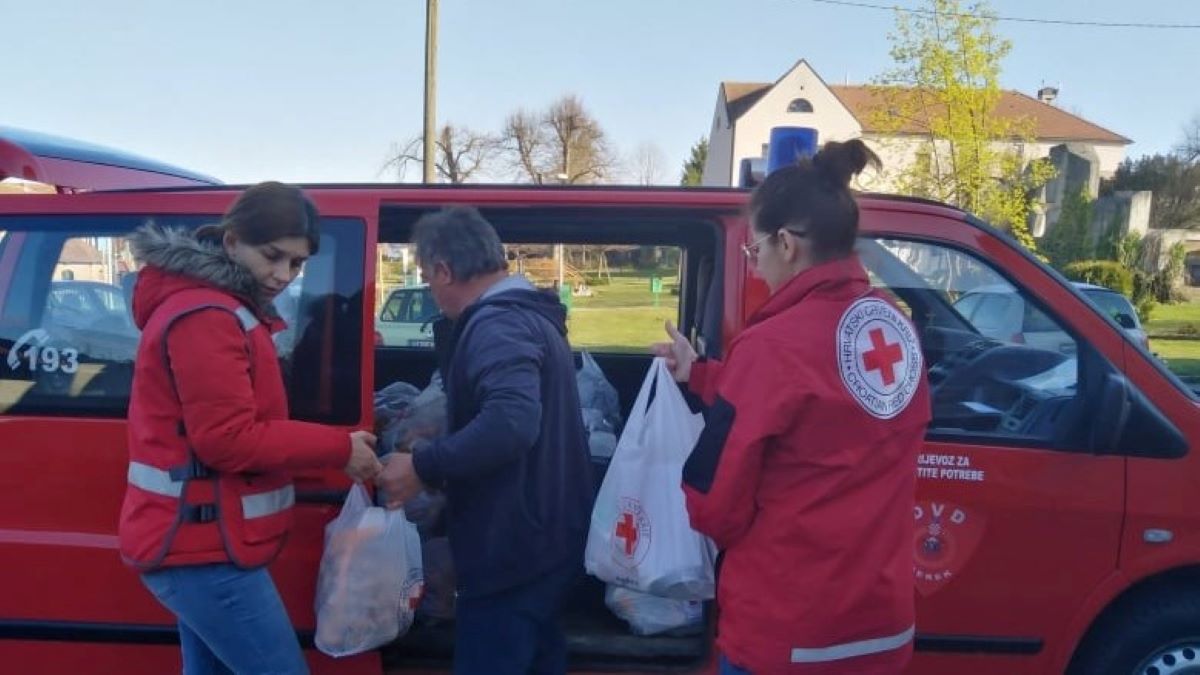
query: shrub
[{"left": 1063, "top": 260, "right": 1134, "bottom": 296}]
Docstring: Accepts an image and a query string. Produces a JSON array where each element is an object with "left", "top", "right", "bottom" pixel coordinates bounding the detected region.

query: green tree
[
  {"left": 1040, "top": 189, "right": 1094, "bottom": 267},
  {"left": 680, "top": 138, "right": 708, "bottom": 186},
  {"left": 868, "top": 0, "right": 1054, "bottom": 251},
  {"left": 1106, "top": 154, "right": 1200, "bottom": 230}
]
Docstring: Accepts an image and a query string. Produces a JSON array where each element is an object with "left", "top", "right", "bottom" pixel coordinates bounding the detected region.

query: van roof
[{"left": 0, "top": 126, "right": 220, "bottom": 191}]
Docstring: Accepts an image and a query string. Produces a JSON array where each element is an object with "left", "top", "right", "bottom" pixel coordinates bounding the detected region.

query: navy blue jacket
[{"left": 412, "top": 277, "right": 593, "bottom": 598}]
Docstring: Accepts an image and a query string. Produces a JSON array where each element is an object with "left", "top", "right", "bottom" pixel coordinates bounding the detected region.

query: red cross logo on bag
[
  {"left": 616, "top": 513, "right": 639, "bottom": 555},
  {"left": 612, "top": 497, "right": 652, "bottom": 568}
]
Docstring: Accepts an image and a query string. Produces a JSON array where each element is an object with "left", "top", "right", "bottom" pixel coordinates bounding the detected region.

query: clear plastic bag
[
  {"left": 373, "top": 381, "right": 421, "bottom": 422},
  {"left": 605, "top": 585, "right": 704, "bottom": 637},
  {"left": 577, "top": 351, "right": 622, "bottom": 459},
  {"left": 314, "top": 485, "right": 424, "bottom": 657},
  {"left": 378, "top": 378, "right": 448, "bottom": 457}
]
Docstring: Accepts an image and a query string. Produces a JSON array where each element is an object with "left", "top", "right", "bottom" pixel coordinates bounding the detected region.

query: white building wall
[
  {"left": 1024, "top": 141, "right": 1125, "bottom": 178},
  {"left": 701, "top": 95, "right": 735, "bottom": 187},
  {"left": 703, "top": 61, "right": 1129, "bottom": 189},
  {"left": 730, "top": 63, "right": 862, "bottom": 186}
]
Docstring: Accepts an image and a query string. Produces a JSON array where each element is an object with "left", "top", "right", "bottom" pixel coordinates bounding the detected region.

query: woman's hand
[
  {"left": 651, "top": 321, "right": 697, "bottom": 383},
  {"left": 345, "top": 430, "right": 382, "bottom": 482}
]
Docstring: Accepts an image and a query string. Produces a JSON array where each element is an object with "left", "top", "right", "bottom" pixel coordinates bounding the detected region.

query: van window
[
  {"left": 0, "top": 216, "right": 364, "bottom": 423},
  {"left": 374, "top": 243, "right": 682, "bottom": 353},
  {"left": 859, "top": 238, "right": 1083, "bottom": 447}
]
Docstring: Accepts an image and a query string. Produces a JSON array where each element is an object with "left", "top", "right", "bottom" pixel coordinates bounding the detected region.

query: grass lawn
[
  {"left": 1145, "top": 300, "right": 1200, "bottom": 380},
  {"left": 1151, "top": 338, "right": 1200, "bottom": 380},
  {"left": 568, "top": 306, "right": 677, "bottom": 353},
  {"left": 566, "top": 274, "right": 679, "bottom": 352},
  {"left": 1145, "top": 302, "right": 1200, "bottom": 338}
]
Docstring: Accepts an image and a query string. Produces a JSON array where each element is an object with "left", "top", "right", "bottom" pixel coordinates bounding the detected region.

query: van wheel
[{"left": 1068, "top": 589, "right": 1200, "bottom": 675}]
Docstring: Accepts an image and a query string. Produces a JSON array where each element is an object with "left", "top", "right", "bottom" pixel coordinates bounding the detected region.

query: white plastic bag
[
  {"left": 585, "top": 358, "right": 716, "bottom": 600},
  {"left": 605, "top": 585, "right": 704, "bottom": 637},
  {"left": 315, "top": 484, "right": 424, "bottom": 657}
]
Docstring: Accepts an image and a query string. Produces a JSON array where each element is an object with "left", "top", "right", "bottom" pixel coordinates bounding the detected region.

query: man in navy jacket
[{"left": 377, "top": 206, "right": 592, "bottom": 675}]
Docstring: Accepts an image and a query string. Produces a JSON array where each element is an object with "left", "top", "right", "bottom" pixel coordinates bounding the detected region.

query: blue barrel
[{"left": 766, "top": 127, "right": 819, "bottom": 175}]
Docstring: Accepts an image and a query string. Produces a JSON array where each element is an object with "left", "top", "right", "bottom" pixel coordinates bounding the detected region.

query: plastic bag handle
[
  {"left": 581, "top": 350, "right": 602, "bottom": 374},
  {"left": 623, "top": 358, "right": 668, "bottom": 442},
  {"left": 644, "top": 358, "right": 694, "bottom": 441}
]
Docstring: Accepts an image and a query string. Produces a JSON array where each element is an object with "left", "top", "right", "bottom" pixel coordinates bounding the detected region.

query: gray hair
[{"left": 411, "top": 206, "right": 507, "bottom": 282}]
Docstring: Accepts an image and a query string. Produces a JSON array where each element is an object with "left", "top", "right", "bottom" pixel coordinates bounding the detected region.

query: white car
[
  {"left": 376, "top": 286, "right": 437, "bottom": 347},
  {"left": 952, "top": 282, "right": 1149, "bottom": 353}
]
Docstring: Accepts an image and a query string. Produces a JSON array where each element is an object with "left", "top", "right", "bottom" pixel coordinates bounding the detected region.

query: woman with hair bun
[{"left": 655, "top": 140, "right": 931, "bottom": 674}]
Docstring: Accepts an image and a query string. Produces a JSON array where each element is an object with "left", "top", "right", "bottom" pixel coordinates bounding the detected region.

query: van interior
[{"left": 373, "top": 205, "right": 726, "bottom": 671}]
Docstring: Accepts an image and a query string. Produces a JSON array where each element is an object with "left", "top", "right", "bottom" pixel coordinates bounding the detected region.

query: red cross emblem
[
  {"left": 861, "top": 328, "right": 904, "bottom": 386},
  {"left": 615, "top": 512, "right": 639, "bottom": 556}
]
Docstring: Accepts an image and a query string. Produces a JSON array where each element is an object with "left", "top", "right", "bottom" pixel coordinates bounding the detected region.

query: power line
[{"left": 808, "top": 0, "right": 1200, "bottom": 29}]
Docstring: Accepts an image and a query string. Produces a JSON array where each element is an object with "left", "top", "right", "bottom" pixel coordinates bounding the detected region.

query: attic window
[{"left": 787, "top": 98, "right": 814, "bottom": 113}]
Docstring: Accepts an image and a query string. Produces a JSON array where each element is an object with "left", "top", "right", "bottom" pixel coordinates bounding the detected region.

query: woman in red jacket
[
  {"left": 118, "top": 182, "right": 382, "bottom": 675},
  {"left": 656, "top": 141, "right": 931, "bottom": 674}
]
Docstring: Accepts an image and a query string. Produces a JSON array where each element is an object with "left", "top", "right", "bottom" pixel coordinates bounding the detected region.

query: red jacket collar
[
  {"left": 747, "top": 255, "right": 871, "bottom": 327},
  {"left": 132, "top": 266, "right": 286, "bottom": 333}
]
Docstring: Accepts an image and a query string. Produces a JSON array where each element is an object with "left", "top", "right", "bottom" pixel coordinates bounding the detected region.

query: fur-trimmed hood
[{"left": 128, "top": 224, "right": 279, "bottom": 329}]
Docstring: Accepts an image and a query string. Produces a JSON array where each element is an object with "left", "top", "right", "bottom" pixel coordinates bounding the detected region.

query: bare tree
[
  {"left": 502, "top": 109, "right": 550, "bottom": 184},
  {"left": 545, "top": 95, "right": 615, "bottom": 184},
  {"left": 500, "top": 95, "right": 617, "bottom": 184},
  {"left": 1178, "top": 113, "right": 1200, "bottom": 164},
  {"left": 384, "top": 124, "right": 499, "bottom": 183},
  {"left": 628, "top": 141, "right": 667, "bottom": 185}
]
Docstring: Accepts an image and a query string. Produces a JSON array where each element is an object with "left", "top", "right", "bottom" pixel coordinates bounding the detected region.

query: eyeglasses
[{"left": 741, "top": 229, "right": 807, "bottom": 260}]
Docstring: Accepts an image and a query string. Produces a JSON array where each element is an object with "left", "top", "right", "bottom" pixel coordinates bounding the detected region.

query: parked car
[
  {"left": 953, "top": 281, "right": 1150, "bottom": 354},
  {"left": 43, "top": 279, "right": 140, "bottom": 362},
  {"left": 1076, "top": 282, "right": 1150, "bottom": 349},
  {"left": 2, "top": 127, "right": 1198, "bottom": 675},
  {"left": 375, "top": 285, "right": 436, "bottom": 348}
]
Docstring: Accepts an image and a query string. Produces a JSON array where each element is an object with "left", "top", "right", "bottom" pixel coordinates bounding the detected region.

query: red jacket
[
  {"left": 118, "top": 226, "right": 350, "bottom": 570},
  {"left": 682, "top": 256, "right": 930, "bottom": 674}
]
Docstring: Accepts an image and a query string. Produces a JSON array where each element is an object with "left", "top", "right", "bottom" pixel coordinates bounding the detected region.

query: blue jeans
[
  {"left": 452, "top": 563, "right": 580, "bottom": 675},
  {"left": 720, "top": 654, "right": 752, "bottom": 675},
  {"left": 141, "top": 564, "right": 308, "bottom": 675}
]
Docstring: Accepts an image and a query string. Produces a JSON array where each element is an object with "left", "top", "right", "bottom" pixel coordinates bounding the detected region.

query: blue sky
[{"left": 5, "top": 0, "right": 1197, "bottom": 184}]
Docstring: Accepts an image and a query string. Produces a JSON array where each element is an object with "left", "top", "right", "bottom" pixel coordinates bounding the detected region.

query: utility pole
[{"left": 423, "top": 0, "right": 439, "bottom": 184}]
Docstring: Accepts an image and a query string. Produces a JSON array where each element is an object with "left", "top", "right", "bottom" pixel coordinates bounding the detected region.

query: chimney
[{"left": 1038, "top": 85, "right": 1059, "bottom": 105}]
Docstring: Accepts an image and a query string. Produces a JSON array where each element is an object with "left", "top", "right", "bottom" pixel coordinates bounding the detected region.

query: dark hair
[
  {"left": 195, "top": 181, "right": 322, "bottom": 254},
  {"left": 749, "top": 139, "right": 880, "bottom": 262},
  {"left": 412, "top": 206, "right": 508, "bottom": 282}
]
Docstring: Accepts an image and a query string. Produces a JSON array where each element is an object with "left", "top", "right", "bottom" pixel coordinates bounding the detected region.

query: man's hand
[
  {"left": 651, "top": 321, "right": 698, "bottom": 382},
  {"left": 345, "top": 430, "right": 382, "bottom": 482},
  {"left": 377, "top": 452, "right": 425, "bottom": 509}
]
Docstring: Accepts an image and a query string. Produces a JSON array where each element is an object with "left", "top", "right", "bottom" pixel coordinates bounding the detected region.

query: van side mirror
[
  {"left": 1094, "top": 372, "right": 1189, "bottom": 459},
  {"left": 1115, "top": 313, "right": 1137, "bottom": 330},
  {"left": 1090, "top": 373, "right": 1131, "bottom": 454}
]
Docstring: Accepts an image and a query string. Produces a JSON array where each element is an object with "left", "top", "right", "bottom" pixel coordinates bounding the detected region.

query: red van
[{"left": 2, "top": 128, "right": 1198, "bottom": 675}]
